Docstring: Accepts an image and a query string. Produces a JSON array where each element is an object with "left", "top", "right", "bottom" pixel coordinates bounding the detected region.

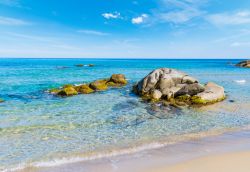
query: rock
[
  {"left": 0, "top": 99, "right": 4, "bottom": 103},
  {"left": 89, "top": 79, "right": 108, "bottom": 90},
  {"left": 88, "top": 64, "right": 94, "bottom": 67},
  {"left": 133, "top": 68, "right": 225, "bottom": 106},
  {"left": 236, "top": 60, "right": 250, "bottom": 68},
  {"left": 63, "top": 84, "right": 74, "bottom": 88},
  {"left": 57, "top": 86, "right": 78, "bottom": 96},
  {"left": 75, "top": 64, "right": 84, "bottom": 67},
  {"left": 109, "top": 74, "right": 127, "bottom": 85},
  {"left": 134, "top": 68, "right": 201, "bottom": 98},
  {"left": 191, "top": 82, "right": 225, "bottom": 104},
  {"left": 49, "top": 74, "right": 127, "bottom": 97},
  {"left": 74, "top": 84, "right": 94, "bottom": 94},
  {"left": 49, "top": 88, "right": 61, "bottom": 94},
  {"left": 151, "top": 89, "right": 162, "bottom": 100}
]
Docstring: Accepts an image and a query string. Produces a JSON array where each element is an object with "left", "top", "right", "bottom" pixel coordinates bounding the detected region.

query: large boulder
[
  {"left": 133, "top": 68, "right": 225, "bottom": 105},
  {"left": 134, "top": 68, "right": 204, "bottom": 99},
  {"left": 236, "top": 60, "right": 250, "bottom": 68}
]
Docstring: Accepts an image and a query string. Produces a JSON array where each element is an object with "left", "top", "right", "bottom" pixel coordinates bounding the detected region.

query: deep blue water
[{"left": 0, "top": 58, "right": 250, "bottom": 170}]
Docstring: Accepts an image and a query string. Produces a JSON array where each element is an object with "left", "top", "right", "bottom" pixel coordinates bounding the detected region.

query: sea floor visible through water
[{"left": 0, "top": 58, "right": 250, "bottom": 171}]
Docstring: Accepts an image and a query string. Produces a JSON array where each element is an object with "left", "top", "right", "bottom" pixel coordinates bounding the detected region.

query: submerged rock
[
  {"left": 133, "top": 68, "right": 225, "bottom": 106},
  {"left": 0, "top": 99, "right": 4, "bottom": 103},
  {"left": 88, "top": 64, "right": 94, "bottom": 67},
  {"left": 236, "top": 60, "right": 250, "bottom": 68},
  {"left": 75, "top": 64, "right": 84, "bottom": 67}
]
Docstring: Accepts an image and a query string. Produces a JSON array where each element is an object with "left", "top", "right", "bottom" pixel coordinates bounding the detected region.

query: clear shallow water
[{"left": 0, "top": 58, "right": 250, "bottom": 170}]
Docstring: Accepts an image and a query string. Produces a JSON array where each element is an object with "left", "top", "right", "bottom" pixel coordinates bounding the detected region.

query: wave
[
  {"left": 3, "top": 126, "right": 250, "bottom": 172},
  {"left": 235, "top": 80, "right": 246, "bottom": 84}
]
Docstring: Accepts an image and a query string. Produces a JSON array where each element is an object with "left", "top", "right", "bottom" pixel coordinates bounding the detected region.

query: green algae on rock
[
  {"left": 57, "top": 87, "right": 78, "bottom": 96},
  {"left": 75, "top": 84, "right": 95, "bottom": 94},
  {"left": 48, "top": 74, "right": 127, "bottom": 97},
  {"left": 75, "top": 64, "right": 84, "bottom": 67},
  {"left": 89, "top": 79, "right": 108, "bottom": 91},
  {"left": 133, "top": 68, "right": 225, "bottom": 106}
]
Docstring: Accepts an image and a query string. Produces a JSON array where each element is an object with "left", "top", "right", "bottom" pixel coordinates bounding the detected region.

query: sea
[{"left": 0, "top": 58, "right": 250, "bottom": 171}]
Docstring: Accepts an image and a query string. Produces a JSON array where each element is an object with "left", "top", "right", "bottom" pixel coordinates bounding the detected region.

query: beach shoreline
[{"left": 18, "top": 129, "right": 250, "bottom": 172}]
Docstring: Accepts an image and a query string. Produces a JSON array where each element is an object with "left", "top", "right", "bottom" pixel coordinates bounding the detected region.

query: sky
[{"left": 0, "top": 0, "right": 250, "bottom": 58}]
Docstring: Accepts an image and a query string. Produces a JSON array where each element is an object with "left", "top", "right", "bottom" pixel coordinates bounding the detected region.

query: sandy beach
[
  {"left": 146, "top": 151, "right": 250, "bottom": 172},
  {"left": 18, "top": 129, "right": 250, "bottom": 172}
]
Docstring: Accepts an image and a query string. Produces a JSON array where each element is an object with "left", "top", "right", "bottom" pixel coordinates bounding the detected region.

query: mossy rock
[
  {"left": 175, "top": 95, "right": 191, "bottom": 103},
  {"left": 75, "top": 64, "right": 84, "bottom": 67},
  {"left": 63, "top": 84, "right": 74, "bottom": 88},
  {"left": 109, "top": 74, "right": 127, "bottom": 85},
  {"left": 74, "top": 84, "right": 94, "bottom": 94},
  {"left": 49, "top": 88, "right": 61, "bottom": 94},
  {"left": 89, "top": 79, "right": 108, "bottom": 91},
  {"left": 0, "top": 99, "right": 4, "bottom": 103},
  {"left": 57, "top": 87, "right": 78, "bottom": 96},
  {"left": 191, "top": 95, "right": 226, "bottom": 105}
]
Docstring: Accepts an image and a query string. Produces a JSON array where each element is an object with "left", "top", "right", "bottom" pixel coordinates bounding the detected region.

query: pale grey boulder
[
  {"left": 191, "top": 82, "right": 225, "bottom": 104},
  {"left": 133, "top": 68, "right": 225, "bottom": 105},
  {"left": 133, "top": 68, "right": 203, "bottom": 99},
  {"left": 150, "top": 89, "right": 162, "bottom": 100}
]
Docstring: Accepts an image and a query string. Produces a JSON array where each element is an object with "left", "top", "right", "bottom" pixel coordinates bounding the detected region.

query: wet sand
[
  {"left": 146, "top": 151, "right": 250, "bottom": 172},
  {"left": 20, "top": 129, "right": 250, "bottom": 172}
]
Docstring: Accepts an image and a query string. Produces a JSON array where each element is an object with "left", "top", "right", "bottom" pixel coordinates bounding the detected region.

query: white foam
[
  {"left": 235, "top": 80, "right": 246, "bottom": 84},
  {"left": 4, "top": 142, "right": 167, "bottom": 171}
]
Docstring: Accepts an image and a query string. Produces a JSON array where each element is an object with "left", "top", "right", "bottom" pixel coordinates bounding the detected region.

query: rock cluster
[
  {"left": 75, "top": 64, "right": 95, "bottom": 67},
  {"left": 49, "top": 74, "right": 127, "bottom": 97},
  {"left": 133, "top": 68, "right": 225, "bottom": 106},
  {"left": 236, "top": 60, "right": 250, "bottom": 68}
]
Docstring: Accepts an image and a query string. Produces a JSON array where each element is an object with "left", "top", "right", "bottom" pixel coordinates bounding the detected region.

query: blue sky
[{"left": 0, "top": 0, "right": 250, "bottom": 58}]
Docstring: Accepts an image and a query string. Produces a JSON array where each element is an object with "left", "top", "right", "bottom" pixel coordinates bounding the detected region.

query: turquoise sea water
[{"left": 1, "top": 58, "right": 250, "bottom": 170}]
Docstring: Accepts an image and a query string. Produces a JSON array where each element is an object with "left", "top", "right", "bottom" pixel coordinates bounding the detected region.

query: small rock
[
  {"left": 109, "top": 74, "right": 127, "bottom": 85},
  {"left": 75, "top": 64, "right": 84, "bottom": 67},
  {"left": 74, "top": 85, "right": 94, "bottom": 94},
  {"left": 236, "top": 60, "right": 250, "bottom": 68},
  {"left": 57, "top": 87, "right": 78, "bottom": 96},
  {"left": 89, "top": 79, "right": 108, "bottom": 90},
  {"left": 151, "top": 89, "right": 162, "bottom": 100}
]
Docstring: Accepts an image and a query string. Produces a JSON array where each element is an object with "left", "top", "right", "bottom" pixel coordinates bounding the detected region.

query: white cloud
[
  {"left": 230, "top": 41, "right": 250, "bottom": 47},
  {"left": 152, "top": 0, "right": 207, "bottom": 24},
  {"left": 207, "top": 10, "right": 250, "bottom": 26},
  {"left": 0, "top": 0, "right": 20, "bottom": 7},
  {"left": 0, "top": 16, "right": 30, "bottom": 25},
  {"left": 77, "top": 30, "right": 109, "bottom": 36},
  {"left": 132, "top": 14, "right": 148, "bottom": 24},
  {"left": 102, "top": 12, "right": 121, "bottom": 19}
]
